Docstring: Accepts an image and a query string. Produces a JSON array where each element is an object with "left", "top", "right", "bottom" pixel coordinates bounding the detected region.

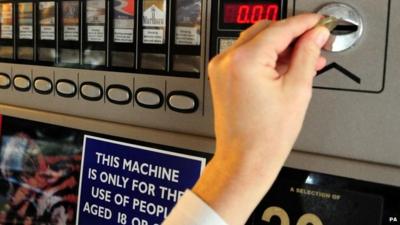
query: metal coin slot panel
[{"left": 295, "top": 0, "right": 390, "bottom": 93}]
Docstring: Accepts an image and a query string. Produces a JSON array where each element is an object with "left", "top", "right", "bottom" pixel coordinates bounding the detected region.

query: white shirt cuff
[{"left": 162, "top": 190, "right": 228, "bottom": 225}]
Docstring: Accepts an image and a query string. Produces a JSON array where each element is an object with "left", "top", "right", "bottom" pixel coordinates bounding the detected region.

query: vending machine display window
[
  {"left": 83, "top": 49, "right": 106, "bottom": 66},
  {"left": 142, "top": 0, "right": 166, "bottom": 44},
  {"left": 174, "top": 0, "right": 201, "bottom": 46},
  {"left": 110, "top": 0, "right": 136, "bottom": 69},
  {"left": 62, "top": 1, "right": 79, "bottom": 41},
  {"left": 39, "top": 2, "right": 56, "bottom": 41},
  {"left": 141, "top": 53, "right": 166, "bottom": 70},
  {"left": 86, "top": 0, "right": 106, "bottom": 42},
  {"left": 139, "top": 0, "right": 168, "bottom": 72},
  {"left": 17, "top": 46, "right": 33, "bottom": 61},
  {"left": 83, "top": 0, "right": 107, "bottom": 67},
  {"left": 60, "top": 48, "right": 80, "bottom": 64},
  {"left": 37, "top": 1, "right": 57, "bottom": 63},
  {"left": 0, "top": 2, "right": 13, "bottom": 60},
  {"left": 0, "top": 3, "right": 13, "bottom": 40},
  {"left": 17, "top": 2, "right": 34, "bottom": 61},
  {"left": 171, "top": 0, "right": 202, "bottom": 77},
  {"left": 18, "top": 3, "right": 34, "bottom": 40},
  {"left": 113, "top": 0, "right": 135, "bottom": 44},
  {"left": 172, "top": 54, "right": 200, "bottom": 73},
  {"left": 0, "top": 46, "right": 12, "bottom": 60},
  {"left": 111, "top": 51, "right": 135, "bottom": 68},
  {"left": 59, "top": 0, "right": 81, "bottom": 65},
  {"left": 38, "top": 47, "right": 57, "bottom": 63}
]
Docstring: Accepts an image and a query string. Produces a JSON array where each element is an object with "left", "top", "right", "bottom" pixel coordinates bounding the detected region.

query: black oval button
[
  {"left": 0, "top": 73, "right": 11, "bottom": 89},
  {"left": 56, "top": 79, "right": 77, "bottom": 98},
  {"left": 106, "top": 85, "right": 132, "bottom": 105},
  {"left": 135, "top": 88, "right": 163, "bottom": 109},
  {"left": 13, "top": 75, "right": 31, "bottom": 92},
  {"left": 80, "top": 82, "right": 103, "bottom": 101},
  {"left": 167, "top": 91, "right": 198, "bottom": 113},
  {"left": 34, "top": 77, "right": 53, "bottom": 95}
]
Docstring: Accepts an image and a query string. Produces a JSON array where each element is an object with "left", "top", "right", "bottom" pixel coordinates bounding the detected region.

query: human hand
[{"left": 193, "top": 14, "right": 330, "bottom": 225}]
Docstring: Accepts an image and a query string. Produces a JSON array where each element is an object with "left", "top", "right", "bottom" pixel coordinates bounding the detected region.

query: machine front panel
[
  {"left": 0, "top": 0, "right": 399, "bottom": 224},
  {"left": 0, "top": 0, "right": 398, "bottom": 168}
]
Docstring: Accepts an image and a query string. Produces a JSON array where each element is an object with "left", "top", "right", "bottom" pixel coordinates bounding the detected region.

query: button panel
[
  {"left": 13, "top": 75, "right": 31, "bottom": 92},
  {"left": 0, "top": 73, "right": 11, "bottom": 89},
  {"left": 56, "top": 80, "right": 76, "bottom": 98},
  {"left": 135, "top": 88, "right": 163, "bottom": 109},
  {"left": 80, "top": 82, "right": 103, "bottom": 101},
  {"left": 34, "top": 77, "right": 53, "bottom": 94},
  {"left": 167, "top": 91, "right": 198, "bottom": 113},
  {"left": 106, "top": 85, "right": 132, "bottom": 105}
]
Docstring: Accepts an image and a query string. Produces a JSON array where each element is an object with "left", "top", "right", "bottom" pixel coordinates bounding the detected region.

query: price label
[
  {"left": 64, "top": 25, "right": 79, "bottom": 41},
  {"left": 40, "top": 26, "right": 55, "bottom": 40},
  {"left": 19, "top": 25, "right": 33, "bottom": 39},
  {"left": 114, "top": 29, "right": 134, "bottom": 43},
  {"left": 143, "top": 29, "right": 164, "bottom": 44},
  {"left": 1, "top": 25, "right": 13, "bottom": 39},
  {"left": 88, "top": 25, "right": 105, "bottom": 42}
]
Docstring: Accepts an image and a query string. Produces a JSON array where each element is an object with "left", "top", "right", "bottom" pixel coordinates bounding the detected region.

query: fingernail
[{"left": 314, "top": 28, "right": 330, "bottom": 48}]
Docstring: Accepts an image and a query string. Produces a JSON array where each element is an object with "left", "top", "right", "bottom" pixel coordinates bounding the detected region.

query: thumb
[{"left": 284, "top": 27, "right": 330, "bottom": 88}]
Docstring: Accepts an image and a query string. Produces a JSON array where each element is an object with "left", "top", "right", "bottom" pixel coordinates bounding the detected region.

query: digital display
[{"left": 224, "top": 3, "right": 280, "bottom": 24}]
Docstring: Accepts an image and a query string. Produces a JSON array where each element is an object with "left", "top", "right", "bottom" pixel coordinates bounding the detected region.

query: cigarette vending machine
[{"left": 0, "top": 0, "right": 399, "bottom": 225}]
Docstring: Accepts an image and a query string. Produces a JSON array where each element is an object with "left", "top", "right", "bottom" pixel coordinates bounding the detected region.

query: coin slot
[
  {"left": 331, "top": 20, "right": 359, "bottom": 35},
  {"left": 318, "top": 3, "right": 363, "bottom": 52}
]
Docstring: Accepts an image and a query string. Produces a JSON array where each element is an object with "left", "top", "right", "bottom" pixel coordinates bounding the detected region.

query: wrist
[
  {"left": 192, "top": 154, "right": 281, "bottom": 225},
  {"left": 213, "top": 143, "right": 291, "bottom": 181}
]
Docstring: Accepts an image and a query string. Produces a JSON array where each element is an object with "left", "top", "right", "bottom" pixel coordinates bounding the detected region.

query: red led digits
[
  {"left": 236, "top": 4, "right": 279, "bottom": 24},
  {"left": 265, "top": 4, "right": 279, "bottom": 22},
  {"left": 237, "top": 5, "right": 250, "bottom": 24},
  {"left": 251, "top": 5, "right": 264, "bottom": 23},
  {"left": 224, "top": 3, "right": 280, "bottom": 25}
]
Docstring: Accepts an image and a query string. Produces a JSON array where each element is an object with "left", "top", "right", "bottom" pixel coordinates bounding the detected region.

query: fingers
[
  {"left": 284, "top": 26, "right": 330, "bottom": 87},
  {"left": 316, "top": 56, "right": 327, "bottom": 71},
  {"left": 275, "top": 48, "right": 327, "bottom": 76},
  {"left": 242, "top": 14, "right": 323, "bottom": 64},
  {"left": 233, "top": 20, "right": 273, "bottom": 48}
]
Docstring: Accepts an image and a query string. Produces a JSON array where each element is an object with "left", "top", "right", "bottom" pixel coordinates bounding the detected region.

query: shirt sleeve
[{"left": 162, "top": 190, "right": 228, "bottom": 225}]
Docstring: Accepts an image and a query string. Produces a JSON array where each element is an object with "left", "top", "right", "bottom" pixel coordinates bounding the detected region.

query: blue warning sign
[{"left": 76, "top": 135, "right": 207, "bottom": 225}]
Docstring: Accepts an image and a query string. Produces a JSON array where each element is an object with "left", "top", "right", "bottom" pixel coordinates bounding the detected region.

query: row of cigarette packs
[{"left": 0, "top": 0, "right": 203, "bottom": 77}]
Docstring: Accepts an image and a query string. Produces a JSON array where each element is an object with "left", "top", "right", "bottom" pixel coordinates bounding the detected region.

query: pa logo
[{"left": 389, "top": 217, "right": 398, "bottom": 223}]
